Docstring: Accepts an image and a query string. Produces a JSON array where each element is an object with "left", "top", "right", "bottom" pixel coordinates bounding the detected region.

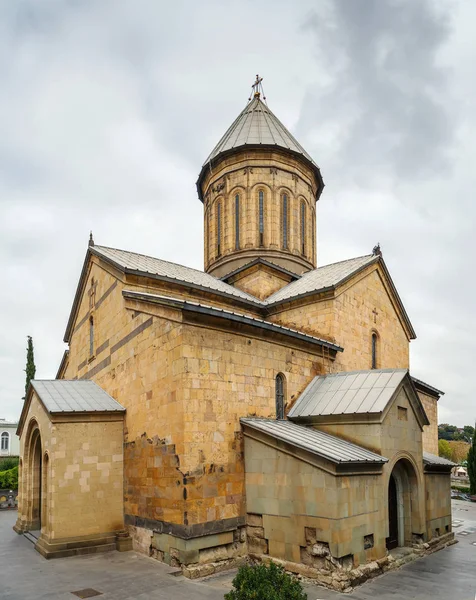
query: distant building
[{"left": 0, "top": 419, "right": 20, "bottom": 458}]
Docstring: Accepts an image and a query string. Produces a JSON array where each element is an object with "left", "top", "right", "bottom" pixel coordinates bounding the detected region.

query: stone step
[
  {"left": 37, "top": 542, "right": 117, "bottom": 560},
  {"left": 23, "top": 532, "right": 37, "bottom": 545}
]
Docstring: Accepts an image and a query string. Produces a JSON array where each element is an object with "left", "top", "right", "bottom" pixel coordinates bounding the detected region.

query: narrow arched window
[
  {"left": 1, "top": 432, "right": 9, "bottom": 451},
  {"left": 216, "top": 202, "right": 222, "bottom": 256},
  {"left": 258, "top": 190, "right": 264, "bottom": 247},
  {"left": 275, "top": 374, "right": 285, "bottom": 420},
  {"left": 300, "top": 200, "right": 306, "bottom": 255},
  {"left": 311, "top": 210, "right": 315, "bottom": 263},
  {"left": 282, "top": 194, "right": 288, "bottom": 249},
  {"left": 235, "top": 194, "right": 240, "bottom": 250},
  {"left": 371, "top": 333, "right": 378, "bottom": 369},
  {"left": 89, "top": 316, "right": 94, "bottom": 357}
]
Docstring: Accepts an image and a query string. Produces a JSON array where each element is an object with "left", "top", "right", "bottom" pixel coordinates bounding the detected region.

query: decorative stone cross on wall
[
  {"left": 372, "top": 308, "right": 379, "bottom": 324},
  {"left": 88, "top": 277, "right": 97, "bottom": 310}
]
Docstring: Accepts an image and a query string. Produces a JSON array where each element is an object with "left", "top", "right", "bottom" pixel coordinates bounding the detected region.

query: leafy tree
[
  {"left": 225, "top": 562, "right": 306, "bottom": 600},
  {"left": 448, "top": 440, "right": 470, "bottom": 464},
  {"left": 0, "top": 465, "right": 18, "bottom": 490},
  {"left": 23, "top": 335, "right": 36, "bottom": 399},
  {"left": 438, "top": 439, "right": 452, "bottom": 460},
  {"left": 468, "top": 426, "right": 476, "bottom": 495}
]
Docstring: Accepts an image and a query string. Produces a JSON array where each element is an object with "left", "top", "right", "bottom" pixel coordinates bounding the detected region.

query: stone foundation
[
  {"left": 128, "top": 522, "right": 248, "bottom": 578},
  {"left": 250, "top": 531, "right": 456, "bottom": 592}
]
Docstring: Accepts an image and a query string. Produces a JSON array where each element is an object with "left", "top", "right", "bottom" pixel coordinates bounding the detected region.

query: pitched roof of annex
[
  {"left": 241, "top": 417, "right": 387, "bottom": 465},
  {"left": 288, "top": 369, "right": 429, "bottom": 428},
  {"left": 30, "top": 380, "right": 125, "bottom": 414}
]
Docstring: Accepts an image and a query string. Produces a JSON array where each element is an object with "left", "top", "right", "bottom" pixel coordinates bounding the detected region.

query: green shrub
[
  {"left": 225, "top": 562, "right": 306, "bottom": 600},
  {"left": 0, "top": 466, "right": 19, "bottom": 490},
  {"left": 0, "top": 456, "right": 19, "bottom": 471},
  {"left": 452, "top": 484, "right": 470, "bottom": 492}
]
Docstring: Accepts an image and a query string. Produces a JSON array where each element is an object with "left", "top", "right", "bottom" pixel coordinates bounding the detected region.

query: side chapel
[{"left": 15, "top": 77, "right": 454, "bottom": 587}]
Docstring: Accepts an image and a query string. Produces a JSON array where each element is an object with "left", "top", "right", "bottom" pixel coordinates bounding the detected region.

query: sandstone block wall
[
  {"left": 269, "top": 266, "right": 410, "bottom": 372},
  {"left": 424, "top": 473, "right": 452, "bottom": 540},
  {"left": 418, "top": 391, "right": 439, "bottom": 455},
  {"left": 244, "top": 435, "right": 387, "bottom": 569},
  {"left": 17, "top": 392, "right": 124, "bottom": 542}
]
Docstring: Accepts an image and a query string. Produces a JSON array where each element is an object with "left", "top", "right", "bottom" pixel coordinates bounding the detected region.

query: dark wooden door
[{"left": 386, "top": 474, "right": 398, "bottom": 550}]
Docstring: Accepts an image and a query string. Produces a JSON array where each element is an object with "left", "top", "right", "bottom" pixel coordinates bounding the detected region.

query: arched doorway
[
  {"left": 22, "top": 421, "right": 43, "bottom": 533},
  {"left": 386, "top": 458, "right": 421, "bottom": 550},
  {"left": 30, "top": 429, "right": 42, "bottom": 531}
]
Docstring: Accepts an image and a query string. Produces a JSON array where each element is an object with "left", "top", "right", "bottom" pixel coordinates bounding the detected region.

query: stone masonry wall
[
  {"left": 243, "top": 435, "right": 386, "bottom": 569},
  {"left": 17, "top": 393, "right": 124, "bottom": 541},
  {"left": 424, "top": 473, "right": 452, "bottom": 540},
  {"left": 418, "top": 391, "right": 439, "bottom": 455},
  {"left": 269, "top": 265, "right": 410, "bottom": 373}
]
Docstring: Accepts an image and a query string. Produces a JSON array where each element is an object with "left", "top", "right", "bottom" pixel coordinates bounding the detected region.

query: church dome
[
  {"left": 197, "top": 78, "right": 324, "bottom": 280},
  {"left": 197, "top": 87, "right": 323, "bottom": 202}
]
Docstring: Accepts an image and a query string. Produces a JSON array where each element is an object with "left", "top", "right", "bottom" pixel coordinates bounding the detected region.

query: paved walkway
[{"left": 1, "top": 501, "right": 476, "bottom": 600}]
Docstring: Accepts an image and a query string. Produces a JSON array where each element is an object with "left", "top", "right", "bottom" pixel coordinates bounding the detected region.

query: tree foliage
[
  {"left": 468, "top": 426, "right": 476, "bottom": 495},
  {"left": 438, "top": 439, "right": 452, "bottom": 460},
  {"left": 0, "top": 457, "right": 19, "bottom": 471},
  {"left": 224, "top": 562, "right": 306, "bottom": 600},
  {"left": 0, "top": 466, "right": 18, "bottom": 490},
  {"left": 24, "top": 335, "right": 36, "bottom": 398},
  {"left": 448, "top": 441, "right": 470, "bottom": 464},
  {"left": 439, "top": 423, "right": 474, "bottom": 443}
]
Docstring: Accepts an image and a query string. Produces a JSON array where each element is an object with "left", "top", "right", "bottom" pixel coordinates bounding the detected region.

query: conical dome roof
[{"left": 203, "top": 95, "right": 316, "bottom": 166}]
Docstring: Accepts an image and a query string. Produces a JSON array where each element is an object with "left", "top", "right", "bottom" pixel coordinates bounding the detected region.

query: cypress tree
[
  {"left": 468, "top": 425, "right": 476, "bottom": 495},
  {"left": 23, "top": 335, "right": 36, "bottom": 398}
]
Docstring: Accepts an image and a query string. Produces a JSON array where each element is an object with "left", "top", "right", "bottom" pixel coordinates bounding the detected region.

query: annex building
[{"left": 15, "top": 78, "right": 454, "bottom": 589}]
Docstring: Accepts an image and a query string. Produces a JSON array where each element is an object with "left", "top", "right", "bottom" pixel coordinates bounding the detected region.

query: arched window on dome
[
  {"left": 300, "top": 200, "right": 306, "bottom": 256},
  {"left": 275, "top": 373, "right": 285, "bottom": 420},
  {"left": 371, "top": 332, "right": 378, "bottom": 369},
  {"left": 235, "top": 193, "right": 240, "bottom": 250},
  {"left": 258, "top": 190, "right": 264, "bottom": 247},
  {"left": 281, "top": 193, "right": 289, "bottom": 250},
  {"left": 311, "top": 209, "right": 316, "bottom": 263},
  {"left": 216, "top": 201, "right": 222, "bottom": 257}
]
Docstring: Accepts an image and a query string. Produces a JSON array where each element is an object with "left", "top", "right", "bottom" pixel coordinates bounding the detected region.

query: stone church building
[{"left": 15, "top": 80, "right": 454, "bottom": 587}]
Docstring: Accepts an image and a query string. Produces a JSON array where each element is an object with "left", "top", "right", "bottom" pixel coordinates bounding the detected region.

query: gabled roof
[
  {"left": 31, "top": 380, "right": 125, "bottom": 413},
  {"left": 241, "top": 418, "right": 387, "bottom": 465},
  {"left": 288, "top": 369, "right": 429, "bottom": 428},
  {"left": 265, "top": 254, "right": 378, "bottom": 305},
  {"left": 18, "top": 380, "right": 125, "bottom": 436},
  {"left": 220, "top": 257, "right": 301, "bottom": 283},
  {"left": 93, "top": 245, "right": 260, "bottom": 304}
]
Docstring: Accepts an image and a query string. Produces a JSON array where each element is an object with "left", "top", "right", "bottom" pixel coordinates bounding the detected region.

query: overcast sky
[{"left": 1, "top": 0, "right": 474, "bottom": 426}]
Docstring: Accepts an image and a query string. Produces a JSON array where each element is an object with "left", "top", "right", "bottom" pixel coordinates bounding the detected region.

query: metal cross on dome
[{"left": 249, "top": 74, "right": 266, "bottom": 102}]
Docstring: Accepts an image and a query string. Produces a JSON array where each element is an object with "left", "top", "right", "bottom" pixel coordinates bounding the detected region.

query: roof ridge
[
  {"left": 316, "top": 253, "right": 376, "bottom": 270},
  {"left": 94, "top": 245, "right": 222, "bottom": 278}
]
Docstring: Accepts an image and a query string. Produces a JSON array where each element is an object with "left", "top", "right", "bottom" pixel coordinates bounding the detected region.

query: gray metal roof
[
  {"left": 423, "top": 452, "right": 456, "bottom": 467},
  {"left": 266, "top": 254, "right": 378, "bottom": 305},
  {"left": 93, "top": 246, "right": 261, "bottom": 305},
  {"left": 203, "top": 96, "right": 316, "bottom": 166},
  {"left": 241, "top": 418, "right": 387, "bottom": 464},
  {"left": 288, "top": 369, "right": 408, "bottom": 419},
  {"left": 411, "top": 377, "right": 445, "bottom": 397},
  {"left": 123, "top": 290, "right": 343, "bottom": 353},
  {"left": 31, "top": 380, "right": 125, "bottom": 413}
]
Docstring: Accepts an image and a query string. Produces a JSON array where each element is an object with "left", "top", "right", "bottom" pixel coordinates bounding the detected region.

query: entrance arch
[
  {"left": 23, "top": 420, "right": 43, "bottom": 532},
  {"left": 386, "top": 458, "right": 421, "bottom": 549}
]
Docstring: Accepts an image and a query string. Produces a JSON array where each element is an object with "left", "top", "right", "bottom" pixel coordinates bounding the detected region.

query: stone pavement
[{"left": 2, "top": 501, "right": 476, "bottom": 600}]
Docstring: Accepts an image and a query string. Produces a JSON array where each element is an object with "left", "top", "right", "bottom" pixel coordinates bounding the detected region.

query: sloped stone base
[{"left": 250, "top": 532, "right": 456, "bottom": 592}]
